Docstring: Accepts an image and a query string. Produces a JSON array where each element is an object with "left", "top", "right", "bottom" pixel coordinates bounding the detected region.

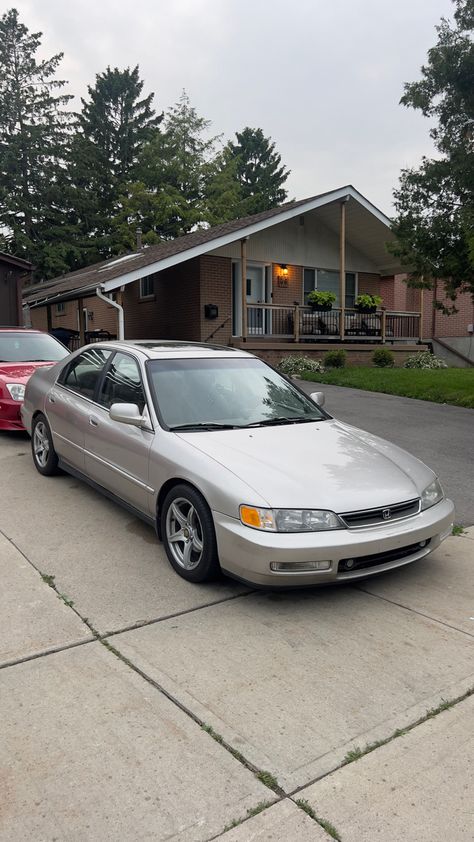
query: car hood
[
  {"left": 0, "top": 361, "right": 54, "bottom": 384},
  {"left": 178, "top": 419, "right": 434, "bottom": 512}
]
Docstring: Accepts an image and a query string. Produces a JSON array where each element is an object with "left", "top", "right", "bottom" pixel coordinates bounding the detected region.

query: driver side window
[{"left": 97, "top": 352, "right": 146, "bottom": 413}]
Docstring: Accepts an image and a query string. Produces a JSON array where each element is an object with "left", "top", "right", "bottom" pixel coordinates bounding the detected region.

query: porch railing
[{"left": 245, "top": 305, "right": 422, "bottom": 343}]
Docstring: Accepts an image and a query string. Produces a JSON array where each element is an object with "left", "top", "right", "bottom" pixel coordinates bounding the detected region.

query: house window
[
  {"left": 303, "top": 269, "right": 357, "bottom": 308},
  {"left": 139, "top": 275, "right": 154, "bottom": 298},
  {"left": 56, "top": 302, "right": 65, "bottom": 314}
]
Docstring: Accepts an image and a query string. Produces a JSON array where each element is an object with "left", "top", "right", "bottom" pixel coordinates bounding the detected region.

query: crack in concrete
[
  {"left": 3, "top": 520, "right": 474, "bottom": 834},
  {"left": 0, "top": 637, "right": 95, "bottom": 671},
  {"left": 102, "top": 588, "right": 256, "bottom": 640},
  {"left": 355, "top": 584, "right": 474, "bottom": 639}
]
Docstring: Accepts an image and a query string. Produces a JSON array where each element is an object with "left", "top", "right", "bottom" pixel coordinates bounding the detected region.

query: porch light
[{"left": 279, "top": 264, "right": 289, "bottom": 276}]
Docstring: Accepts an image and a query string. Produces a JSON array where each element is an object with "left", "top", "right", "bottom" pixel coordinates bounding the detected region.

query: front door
[
  {"left": 84, "top": 351, "right": 153, "bottom": 514},
  {"left": 246, "top": 266, "right": 265, "bottom": 335}
]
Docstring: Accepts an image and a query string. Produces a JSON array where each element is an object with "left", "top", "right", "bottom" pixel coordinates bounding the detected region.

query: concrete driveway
[
  {"left": 1, "top": 429, "right": 473, "bottom": 841},
  {"left": 300, "top": 381, "right": 474, "bottom": 526}
]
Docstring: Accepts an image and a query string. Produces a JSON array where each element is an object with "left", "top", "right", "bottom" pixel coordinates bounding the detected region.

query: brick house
[
  {"left": 24, "top": 185, "right": 472, "bottom": 365},
  {"left": 0, "top": 252, "right": 32, "bottom": 326}
]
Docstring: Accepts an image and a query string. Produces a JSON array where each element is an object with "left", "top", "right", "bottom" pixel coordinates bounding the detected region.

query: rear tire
[
  {"left": 161, "top": 484, "right": 220, "bottom": 583},
  {"left": 31, "top": 414, "right": 59, "bottom": 476}
]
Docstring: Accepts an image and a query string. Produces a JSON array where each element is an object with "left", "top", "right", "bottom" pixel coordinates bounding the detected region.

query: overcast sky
[{"left": 12, "top": 0, "right": 454, "bottom": 214}]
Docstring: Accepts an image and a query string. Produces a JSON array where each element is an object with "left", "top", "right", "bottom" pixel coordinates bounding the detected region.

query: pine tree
[
  {"left": 228, "top": 127, "right": 290, "bottom": 215},
  {"left": 71, "top": 65, "right": 161, "bottom": 256},
  {"left": 114, "top": 90, "right": 220, "bottom": 245},
  {"left": 0, "top": 8, "right": 75, "bottom": 278},
  {"left": 203, "top": 145, "right": 245, "bottom": 225}
]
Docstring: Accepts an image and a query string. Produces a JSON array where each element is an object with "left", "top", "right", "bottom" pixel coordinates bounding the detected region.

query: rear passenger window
[
  {"left": 98, "top": 352, "right": 146, "bottom": 413},
  {"left": 60, "top": 348, "right": 112, "bottom": 399}
]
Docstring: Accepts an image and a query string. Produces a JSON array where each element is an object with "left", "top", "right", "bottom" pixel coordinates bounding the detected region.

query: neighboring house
[
  {"left": 387, "top": 275, "right": 474, "bottom": 365},
  {"left": 0, "top": 252, "right": 32, "bottom": 326},
  {"left": 25, "top": 185, "right": 436, "bottom": 365}
]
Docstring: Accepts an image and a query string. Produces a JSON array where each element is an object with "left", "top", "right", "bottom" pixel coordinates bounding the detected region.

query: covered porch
[{"left": 240, "top": 303, "right": 422, "bottom": 343}]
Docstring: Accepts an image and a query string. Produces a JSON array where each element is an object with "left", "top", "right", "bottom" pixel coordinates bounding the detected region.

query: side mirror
[
  {"left": 309, "top": 391, "right": 325, "bottom": 407},
  {"left": 109, "top": 402, "right": 145, "bottom": 427}
]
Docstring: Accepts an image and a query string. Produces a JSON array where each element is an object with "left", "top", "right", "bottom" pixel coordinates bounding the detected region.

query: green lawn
[{"left": 302, "top": 367, "right": 474, "bottom": 408}]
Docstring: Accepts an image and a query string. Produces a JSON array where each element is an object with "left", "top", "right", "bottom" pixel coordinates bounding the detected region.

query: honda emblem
[{"left": 382, "top": 508, "right": 391, "bottom": 520}]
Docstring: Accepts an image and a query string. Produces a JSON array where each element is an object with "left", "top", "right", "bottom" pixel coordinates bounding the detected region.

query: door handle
[
  {"left": 48, "top": 394, "right": 56, "bottom": 404},
  {"left": 89, "top": 416, "right": 99, "bottom": 427}
]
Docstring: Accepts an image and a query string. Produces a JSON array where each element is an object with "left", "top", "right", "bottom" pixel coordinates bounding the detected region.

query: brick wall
[
  {"left": 30, "top": 306, "right": 48, "bottom": 331},
  {"left": 393, "top": 275, "right": 474, "bottom": 339},
  {"left": 357, "top": 272, "right": 381, "bottom": 298},
  {"left": 243, "top": 345, "right": 426, "bottom": 368},
  {"left": 29, "top": 295, "right": 118, "bottom": 335},
  {"left": 272, "top": 264, "right": 303, "bottom": 305},
  {"left": 199, "top": 255, "right": 232, "bottom": 344}
]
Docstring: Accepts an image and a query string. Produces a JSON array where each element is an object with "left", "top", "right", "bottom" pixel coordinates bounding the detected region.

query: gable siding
[{"left": 209, "top": 215, "right": 380, "bottom": 274}]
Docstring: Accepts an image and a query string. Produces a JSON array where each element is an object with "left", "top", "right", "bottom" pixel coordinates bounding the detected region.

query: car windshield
[
  {"left": 0, "top": 332, "right": 69, "bottom": 363},
  {"left": 147, "top": 357, "right": 327, "bottom": 430}
]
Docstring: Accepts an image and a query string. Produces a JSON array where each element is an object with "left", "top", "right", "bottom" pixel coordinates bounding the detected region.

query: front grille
[
  {"left": 338, "top": 539, "right": 431, "bottom": 573},
  {"left": 340, "top": 498, "right": 420, "bottom": 528}
]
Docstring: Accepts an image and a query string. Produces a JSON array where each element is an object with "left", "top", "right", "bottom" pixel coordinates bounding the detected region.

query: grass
[
  {"left": 223, "top": 801, "right": 274, "bottom": 832},
  {"left": 302, "top": 367, "right": 474, "bottom": 408},
  {"left": 295, "top": 800, "right": 341, "bottom": 841},
  {"left": 452, "top": 524, "right": 465, "bottom": 536},
  {"left": 341, "top": 689, "right": 474, "bottom": 768}
]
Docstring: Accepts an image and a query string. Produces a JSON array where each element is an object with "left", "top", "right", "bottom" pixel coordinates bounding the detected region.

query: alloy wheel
[
  {"left": 165, "top": 497, "right": 204, "bottom": 570},
  {"left": 33, "top": 421, "right": 50, "bottom": 468}
]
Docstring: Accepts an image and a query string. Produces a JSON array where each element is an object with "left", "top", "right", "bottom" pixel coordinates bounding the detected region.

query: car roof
[
  {"left": 0, "top": 327, "right": 44, "bottom": 333},
  {"left": 89, "top": 340, "right": 255, "bottom": 360}
]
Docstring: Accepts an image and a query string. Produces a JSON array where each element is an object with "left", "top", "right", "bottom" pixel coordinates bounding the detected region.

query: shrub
[
  {"left": 404, "top": 351, "right": 448, "bottom": 369},
  {"left": 324, "top": 349, "right": 346, "bottom": 368},
  {"left": 279, "top": 355, "right": 325, "bottom": 377},
  {"left": 372, "top": 348, "right": 395, "bottom": 368},
  {"left": 355, "top": 293, "right": 382, "bottom": 309}
]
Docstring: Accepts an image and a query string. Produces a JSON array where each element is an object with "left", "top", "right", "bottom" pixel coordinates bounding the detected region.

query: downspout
[{"left": 96, "top": 286, "right": 125, "bottom": 340}]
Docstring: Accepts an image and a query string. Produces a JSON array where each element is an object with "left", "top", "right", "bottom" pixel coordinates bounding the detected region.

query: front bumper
[
  {"left": 213, "top": 498, "right": 455, "bottom": 587},
  {"left": 0, "top": 397, "right": 25, "bottom": 431}
]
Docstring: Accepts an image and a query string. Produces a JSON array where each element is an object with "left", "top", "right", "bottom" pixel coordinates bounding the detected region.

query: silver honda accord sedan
[{"left": 21, "top": 340, "right": 454, "bottom": 587}]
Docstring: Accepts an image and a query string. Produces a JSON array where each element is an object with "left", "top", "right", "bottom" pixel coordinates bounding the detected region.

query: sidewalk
[{"left": 1, "top": 431, "right": 473, "bottom": 840}]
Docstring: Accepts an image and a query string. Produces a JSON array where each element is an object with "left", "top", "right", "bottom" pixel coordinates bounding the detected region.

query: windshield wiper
[
  {"left": 169, "top": 422, "right": 239, "bottom": 432},
  {"left": 244, "top": 416, "right": 319, "bottom": 428}
]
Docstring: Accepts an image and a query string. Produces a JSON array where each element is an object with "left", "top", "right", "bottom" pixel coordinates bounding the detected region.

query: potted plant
[
  {"left": 307, "top": 290, "right": 337, "bottom": 311},
  {"left": 354, "top": 293, "right": 382, "bottom": 313}
]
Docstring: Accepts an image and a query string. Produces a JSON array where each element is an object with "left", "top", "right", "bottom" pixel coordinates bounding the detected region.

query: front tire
[
  {"left": 31, "top": 414, "right": 59, "bottom": 476},
  {"left": 161, "top": 484, "right": 220, "bottom": 583}
]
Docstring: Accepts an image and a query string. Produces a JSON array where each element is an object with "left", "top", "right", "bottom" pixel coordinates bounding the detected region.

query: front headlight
[
  {"left": 421, "top": 478, "right": 444, "bottom": 510},
  {"left": 240, "top": 505, "right": 343, "bottom": 532},
  {"left": 6, "top": 383, "right": 25, "bottom": 401}
]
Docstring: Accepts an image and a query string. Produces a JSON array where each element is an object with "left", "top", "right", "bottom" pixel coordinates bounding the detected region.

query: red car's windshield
[{"left": 0, "top": 332, "right": 69, "bottom": 363}]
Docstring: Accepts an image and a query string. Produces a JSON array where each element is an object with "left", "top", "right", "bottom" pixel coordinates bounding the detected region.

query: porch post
[
  {"left": 240, "top": 238, "right": 248, "bottom": 340},
  {"left": 419, "top": 286, "right": 424, "bottom": 342},
  {"left": 78, "top": 297, "right": 86, "bottom": 345},
  {"left": 339, "top": 199, "right": 347, "bottom": 341}
]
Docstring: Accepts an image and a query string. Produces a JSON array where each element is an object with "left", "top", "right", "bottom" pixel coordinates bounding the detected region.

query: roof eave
[{"left": 101, "top": 186, "right": 393, "bottom": 292}]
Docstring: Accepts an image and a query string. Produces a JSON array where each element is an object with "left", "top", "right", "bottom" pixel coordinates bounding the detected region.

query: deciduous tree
[{"left": 391, "top": 0, "right": 474, "bottom": 304}]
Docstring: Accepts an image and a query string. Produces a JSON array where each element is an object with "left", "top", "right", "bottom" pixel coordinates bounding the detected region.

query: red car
[{"left": 0, "top": 328, "right": 69, "bottom": 431}]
